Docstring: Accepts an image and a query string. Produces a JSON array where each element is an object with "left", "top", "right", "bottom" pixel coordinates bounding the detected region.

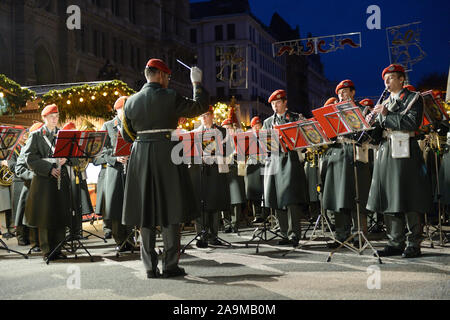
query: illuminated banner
[
  {"left": 272, "top": 32, "right": 361, "bottom": 57},
  {"left": 216, "top": 45, "right": 248, "bottom": 89},
  {"left": 386, "top": 21, "right": 426, "bottom": 72}
]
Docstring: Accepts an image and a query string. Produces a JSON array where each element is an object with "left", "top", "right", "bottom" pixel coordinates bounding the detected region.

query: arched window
[
  {"left": 0, "top": 35, "right": 11, "bottom": 77},
  {"left": 34, "top": 46, "right": 55, "bottom": 84}
]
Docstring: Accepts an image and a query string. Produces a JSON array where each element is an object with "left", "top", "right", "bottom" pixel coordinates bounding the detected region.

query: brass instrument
[
  {"left": 305, "top": 146, "right": 328, "bottom": 168},
  {"left": 0, "top": 165, "right": 14, "bottom": 186},
  {"left": 73, "top": 158, "right": 90, "bottom": 184},
  {"left": 426, "top": 131, "right": 446, "bottom": 152}
]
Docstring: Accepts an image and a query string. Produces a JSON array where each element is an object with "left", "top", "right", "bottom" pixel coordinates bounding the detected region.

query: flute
[{"left": 57, "top": 159, "right": 61, "bottom": 190}]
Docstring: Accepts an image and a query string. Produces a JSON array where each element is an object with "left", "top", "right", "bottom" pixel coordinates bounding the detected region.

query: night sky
[{"left": 190, "top": 0, "right": 450, "bottom": 99}]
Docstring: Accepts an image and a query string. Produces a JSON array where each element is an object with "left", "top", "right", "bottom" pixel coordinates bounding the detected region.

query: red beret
[
  {"left": 335, "top": 80, "right": 355, "bottom": 95},
  {"left": 268, "top": 89, "right": 287, "bottom": 103},
  {"left": 250, "top": 116, "right": 261, "bottom": 127},
  {"left": 221, "top": 118, "right": 232, "bottom": 126},
  {"left": 403, "top": 85, "right": 416, "bottom": 92},
  {"left": 324, "top": 97, "right": 338, "bottom": 106},
  {"left": 359, "top": 98, "right": 374, "bottom": 107},
  {"left": 62, "top": 122, "right": 76, "bottom": 130},
  {"left": 201, "top": 105, "right": 214, "bottom": 116},
  {"left": 432, "top": 90, "right": 442, "bottom": 99},
  {"left": 41, "top": 104, "right": 59, "bottom": 117},
  {"left": 146, "top": 58, "right": 171, "bottom": 75},
  {"left": 382, "top": 64, "right": 405, "bottom": 80},
  {"left": 29, "top": 122, "right": 44, "bottom": 133},
  {"left": 114, "top": 96, "right": 128, "bottom": 110}
]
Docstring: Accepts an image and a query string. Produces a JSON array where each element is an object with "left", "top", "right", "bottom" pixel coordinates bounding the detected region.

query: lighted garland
[
  {"left": 179, "top": 102, "right": 235, "bottom": 131},
  {"left": 38, "top": 80, "right": 135, "bottom": 122},
  {"left": 0, "top": 74, "right": 36, "bottom": 115}
]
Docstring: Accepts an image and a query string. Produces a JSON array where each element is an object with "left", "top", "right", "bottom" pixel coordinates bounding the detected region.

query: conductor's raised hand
[{"left": 190, "top": 67, "right": 202, "bottom": 84}]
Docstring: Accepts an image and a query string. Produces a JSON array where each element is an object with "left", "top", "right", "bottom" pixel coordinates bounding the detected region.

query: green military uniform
[
  {"left": 244, "top": 156, "right": 265, "bottom": 220},
  {"left": 367, "top": 88, "right": 432, "bottom": 251},
  {"left": 14, "top": 144, "right": 39, "bottom": 248},
  {"left": 304, "top": 158, "right": 320, "bottom": 220},
  {"left": 96, "top": 118, "right": 132, "bottom": 246},
  {"left": 92, "top": 155, "right": 111, "bottom": 236},
  {"left": 7, "top": 144, "right": 29, "bottom": 244},
  {"left": 223, "top": 131, "right": 246, "bottom": 232},
  {"left": 322, "top": 103, "right": 371, "bottom": 243},
  {"left": 224, "top": 161, "right": 246, "bottom": 232},
  {"left": 262, "top": 111, "right": 308, "bottom": 242},
  {"left": 71, "top": 163, "right": 94, "bottom": 235},
  {"left": 121, "top": 81, "right": 209, "bottom": 274},
  {"left": 22, "top": 126, "right": 72, "bottom": 256},
  {"left": 437, "top": 134, "right": 450, "bottom": 205},
  {"left": 190, "top": 124, "right": 231, "bottom": 243},
  {"left": 0, "top": 187, "right": 14, "bottom": 239}
]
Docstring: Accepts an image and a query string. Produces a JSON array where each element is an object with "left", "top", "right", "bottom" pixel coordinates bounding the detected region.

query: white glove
[{"left": 190, "top": 66, "right": 202, "bottom": 83}]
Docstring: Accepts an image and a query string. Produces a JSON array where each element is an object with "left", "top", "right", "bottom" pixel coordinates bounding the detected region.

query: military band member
[
  {"left": 367, "top": 64, "right": 432, "bottom": 258},
  {"left": 190, "top": 106, "right": 231, "bottom": 247},
  {"left": 7, "top": 126, "right": 28, "bottom": 245},
  {"left": 263, "top": 89, "right": 308, "bottom": 247},
  {"left": 0, "top": 165, "right": 14, "bottom": 239},
  {"left": 438, "top": 132, "right": 450, "bottom": 207},
  {"left": 359, "top": 98, "right": 384, "bottom": 233},
  {"left": 22, "top": 104, "right": 74, "bottom": 260},
  {"left": 222, "top": 116, "right": 246, "bottom": 233},
  {"left": 121, "top": 59, "right": 209, "bottom": 278},
  {"left": 92, "top": 134, "right": 111, "bottom": 239},
  {"left": 322, "top": 80, "right": 371, "bottom": 248},
  {"left": 14, "top": 122, "right": 43, "bottom": 251},
  {"left": 96, "top": 97, "right": 133, "bottom": 251},
  {"left": 62, "top": 122, "right": 95, "bottom": 236},
  {"left": 245, "top": 116, "right": 265, "bottom": 223}
]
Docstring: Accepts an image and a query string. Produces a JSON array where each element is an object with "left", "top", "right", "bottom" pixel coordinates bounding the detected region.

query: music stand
[
  {"left": 233, "top": 129, "right": 285, "bottom": 252},
  {"left": 0, "top": 127, "right": 28, "bottom": 259},
  {"left": 270, "top": 119, "right": 335, "bottom": 256},
  {"left": 313, "top": 103, "right": 382, "bottom": 264},
  {"left": 179, "top": 129, "right": 232, "bottom": 253},
  {"left": 45, "top": 130, "right": 107, "bottom": 264}
]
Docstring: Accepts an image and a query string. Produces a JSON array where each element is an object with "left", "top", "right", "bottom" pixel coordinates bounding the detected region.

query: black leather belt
[{"left": 136, "top": 131, "right": 173, "bottom": 142}]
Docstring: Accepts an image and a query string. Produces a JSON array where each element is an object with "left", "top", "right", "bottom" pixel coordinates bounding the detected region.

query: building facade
[
  {"left": 190, "top": 0, "right": 335, "bottom": 123},
  {"left": 190, "top": 0, "right": 280, "bottom": 123},
  {"left": 0, "top": 0, "right": 194, "bottom": 97}
]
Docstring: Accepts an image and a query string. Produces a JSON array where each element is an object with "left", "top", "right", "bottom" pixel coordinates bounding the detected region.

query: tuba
[{"left": 0, "top": 165, "right": 13, "bottom": 186}]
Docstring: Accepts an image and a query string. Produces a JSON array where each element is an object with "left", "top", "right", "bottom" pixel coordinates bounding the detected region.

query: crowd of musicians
[{"left": 1, "top": 59, "right": 449, "bottom": 278}]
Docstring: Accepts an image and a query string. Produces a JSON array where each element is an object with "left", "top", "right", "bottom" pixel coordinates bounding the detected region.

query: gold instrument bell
[{"left": 0, "top": 165, "right": 13, "bottom": 186}]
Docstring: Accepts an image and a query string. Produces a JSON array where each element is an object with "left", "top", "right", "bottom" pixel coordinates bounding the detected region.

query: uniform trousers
[
  {"left": 222, "top": 204, "right": 241, "bottom": 231},
  {"left": 275, "top": 204, "right": 302, "bottom": 240},
  {"left": 195, "top": 210, "right": 220, "bottom": 242},
  {"left": 39, "top": 227, "right": 65, "bottom": 256},
  {"left": 334, "top": 209, "right": 367, "bottom": 242},
  {"left": 140, "top": 225, "right": 180, "bottom": 272},
  {"left": 384, "top": 212, "right": 421, "bottom": 249}
]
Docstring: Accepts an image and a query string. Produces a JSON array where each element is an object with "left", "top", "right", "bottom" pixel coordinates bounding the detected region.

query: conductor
[{"left": 120, "top": 59, "right": 209, "bottom": 278}]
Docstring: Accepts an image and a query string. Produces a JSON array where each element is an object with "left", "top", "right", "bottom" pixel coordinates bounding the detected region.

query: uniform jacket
[
  {"left": 22, "top": 126, "right": 72, "bottom": 229},
  {"left": 366, "top": 88, "right": 432, "bottom": 214},
  {"left": 121, "top": 82, "right": 209, "bottom": 227},
  {"left": 262, "top": 110, "right": 308, "bottom": 209}
]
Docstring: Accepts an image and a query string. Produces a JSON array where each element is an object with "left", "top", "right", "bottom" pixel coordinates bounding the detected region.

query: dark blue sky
[{"left": 190, "top": 0, "right": 449, "bottom": 98}]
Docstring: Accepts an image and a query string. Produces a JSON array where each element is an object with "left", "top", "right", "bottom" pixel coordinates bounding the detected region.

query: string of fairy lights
[
  {"left": 38, "top": 80, "right": 135, "bottom": 122},
  {"left": 178, "top": 101, "right": 249, "bottom": 131}
]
